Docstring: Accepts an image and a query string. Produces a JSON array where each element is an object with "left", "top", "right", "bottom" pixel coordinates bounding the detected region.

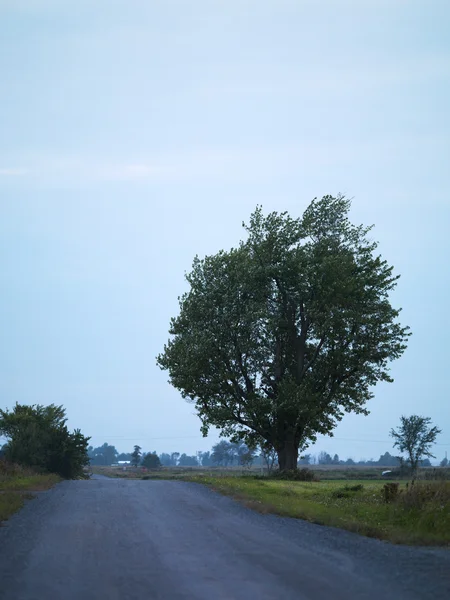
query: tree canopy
[{"left": 157, "top": 196, "right": 410, "bottom": 470}]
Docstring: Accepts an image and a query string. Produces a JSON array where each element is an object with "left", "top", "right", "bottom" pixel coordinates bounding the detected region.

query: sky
[{"left": 0, "top": 0, "right": 449, "bottom": 463}]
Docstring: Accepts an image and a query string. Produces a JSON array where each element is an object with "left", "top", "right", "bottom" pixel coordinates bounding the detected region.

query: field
[
  {"left": 92, "top": 465, "right": 450, "bottom": 545},
  {"left": 0, "top": 462, "right": 61, "bottom": 523}
]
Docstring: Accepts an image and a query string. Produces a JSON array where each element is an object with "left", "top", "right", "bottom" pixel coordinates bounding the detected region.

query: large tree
[{"left": 157, "top": 196, "right": 410, "bottom": 470}]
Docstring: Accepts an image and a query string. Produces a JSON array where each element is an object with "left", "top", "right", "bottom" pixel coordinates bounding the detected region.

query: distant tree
[
  {"left": 345, "top": 458, "right": 355, "bottom": 465},
  {"left": 171, "top": 452, "right": 180, "bottom": 466},
  {"left": 89, "top": 443, "right": 118, "bottom": 466},
  {"left": 298, "top": 453, "right": 312, "bottom": 465},
  {"left": 390, "top": 415, "right": 441, "bottom": 480},
  {"left": 440, "top": 456, "right": 448, "bottom": 467},
  {"left": 260, "top": 444, "right": 278, "bottom": 474},
  {"left": 157, "top": 196, "right": 410, "bottom": 471},
  {"left": 131, "top": 445, "right": 142, "bottom": 467},
  {"left": 211, "top": 441, "right": 235, "bottom": 466},
  {"left": 318, "top": 451, "right": 333, "bottom": 465},
  {"left": 117, "top": 452, "right": 132, "bottom": 462},
  {"left": 159, "top": 453, "right": 173, "bottom": 466},
  {"left": 332, "top": 453, "right": 340, "bottom": 465},
  {"left": 0, "top": 403, "right": 90, "bottom": 478},
  {"left": 376, "top": 452, "right": 400, "bottom": 467},
  {"left": 142, "top": 453, "right": 161, "bottom": 469},
  {"left": 197, "top": 451, "right": 213, "bottom": 466},
  {"left": 420, "top": 458, "right": 432, "bottom": 467},
  {"left": 236, "top": 442, "right": 256, "bottom": 467},
  {"left": 178, "top": 453, "right": 198, "bottom": 466}
]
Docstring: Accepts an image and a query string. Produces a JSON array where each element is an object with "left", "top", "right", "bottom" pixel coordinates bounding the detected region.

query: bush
[
  {"left": 382, "top": 482, "right": 400, "bottom": 503},
  {"left": 396, "top": 481, "right": 450, "bottom": 510},
  {"left": 0, "top": 404, "right": 90, "bottom": 479},
  {"left": 271, "top": 468, "right": 318, "bottom": 482}
]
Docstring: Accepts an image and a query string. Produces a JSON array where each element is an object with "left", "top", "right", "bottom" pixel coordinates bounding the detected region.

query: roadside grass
[
  {"left": 0, "top": 462, "right": 61, "bottom": 523},
  {"left": 0, "top": 473, "right": 60, "bottom": 491},
  {"left": 0, "top": 492, "right": 29, "bottom": 522},
  {"left": 186, "top": 476, "right": 450, "bottom": 546}
]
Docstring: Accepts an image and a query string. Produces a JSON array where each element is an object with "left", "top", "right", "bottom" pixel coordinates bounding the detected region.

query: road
[{"left": 0, "top": 476, "right": 449, "bottom": 600}]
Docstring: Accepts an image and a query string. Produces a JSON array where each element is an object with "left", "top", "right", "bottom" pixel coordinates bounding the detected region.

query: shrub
[
  {"left": 396, "top": 481, "right": 450, "bottom": 510},
  {"left": 382, "top": 482, "right": 400, "bottom": 503},
  {"left": 0, "top": 404, "right": 90, "bottom": 479}
]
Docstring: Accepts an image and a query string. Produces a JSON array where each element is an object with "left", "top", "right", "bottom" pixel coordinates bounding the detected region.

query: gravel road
[{"left": 0, "top": 476, "right": 449, "bottom": 600}]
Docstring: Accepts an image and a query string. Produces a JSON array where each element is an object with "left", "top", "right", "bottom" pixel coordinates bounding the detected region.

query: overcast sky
[{"left": 1, "top": 0, "right": 449, "bottom": 462}]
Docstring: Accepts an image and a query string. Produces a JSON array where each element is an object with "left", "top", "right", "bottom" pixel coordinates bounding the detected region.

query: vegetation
[
  {"left": 88, "top": 443, "right": 119, "bottom": 466},
  {"left": 186, "top": 476, "right": 450, "bottom": 545},
  {"left": 142, "top": 452, "right": 161, "bottom": 469},
  {"left": 0, "top": 460, "right": 60, "bottom": 522},
  {"left": 0, "top": 403, "right": 90, "bottom": 479},
  {"left": 390, "top": 415, "right": 441, "bottom": 480},
  {"left": 131, "top": 445, "right": 142, "bottom": 467},
  {"left": 157, "top": 196, "right": 410, "bottom": 470}
]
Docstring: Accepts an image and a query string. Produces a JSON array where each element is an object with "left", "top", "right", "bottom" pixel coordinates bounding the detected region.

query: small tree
[
  {"left": 236, "top": 442, "right": 256, "bottom": 467},
  {"left": 260, "top": 444, "right": 278, "bottom": 474},
  {"left": 440, "top": 456, "right": 448, "bottom": 467},
  {"left": 390, "top": 416, "right": 441, "bottom": 481},
  {"left": 142, "top": 452, "right": 161, "bottom": 469},
  {"left": 131, "top": 445, "right": 142, "bottom": 467}
]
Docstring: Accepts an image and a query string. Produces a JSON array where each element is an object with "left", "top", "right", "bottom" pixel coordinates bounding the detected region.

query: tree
[
  {"left": 88, "top": 443, "right": 118, "bottom": 466},
  {"left": 260, "top": 444, "right": 278, "bottom": 474},
  {"left": 157, "top": 196, "right": 410, "bottom": 471},
  {"left": 390, "top": 415, "right": 441, "bottom": 480},
  {"left": 131, "top": 445, "right": 142, "bottom": 467},
  {"left": 117, "top": 452, "right": 132, "bottom": 462},
  {"left": 211, "top": 441, "right": 235, "bottom": 466},
  {"left": 236, "top": 442, "right": 256, "bottom": 467},
  {"left": 159, "top": 453, "right": 173, "bottom": 466},
  {"left": 318, "top": 451, "right": 333, "bottom": 465},
  {"left": 142, "top": 452, "right": 161, "bottom": 469},
  {"left": 376, "top": 452, "right": 399, "bottom": 467},
  {"left": 0, "top": 403, "right": 90, "bottom": 478},
  {"left": 298, "top": 453, "right": 312, "bottom": 465},
  {"left": 440, "top": 456, "right": 448, "bottom": 467},
  {"left": 178, "top": 453, "right": 199, "bottom": 466}
]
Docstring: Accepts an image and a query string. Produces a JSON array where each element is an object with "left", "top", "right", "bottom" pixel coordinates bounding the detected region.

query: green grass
[
  {"left": 0, "top": 466, "right": 61, "bottom": 523},
  {"left": 186, "top": 476, "right": 450, "bottom": 546},
  {"left": 0, "top": 492, "right": 31, "bottom": 522},
  {"left": 0, "top": 473, "right": 61, "bottom": 492}
]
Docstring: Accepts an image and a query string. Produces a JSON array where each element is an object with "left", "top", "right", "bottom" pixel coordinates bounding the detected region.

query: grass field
[
  {"left": 92, "top": 465, "right": 450, "bottom": 546},
  {"left": 0, "top": 462, "right": 61, "bottom": 523},
  {"left": 187, "top": 476, "right": 450, "bottom": 546}
]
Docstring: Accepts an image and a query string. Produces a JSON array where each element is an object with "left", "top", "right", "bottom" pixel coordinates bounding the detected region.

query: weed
[{"left": 271, "top": 468, "right": 318, "bottom": 482}]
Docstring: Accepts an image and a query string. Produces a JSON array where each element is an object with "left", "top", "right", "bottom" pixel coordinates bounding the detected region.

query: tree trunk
[{"left": 277, "top": 440, "right": 299, "bottom": 471}]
